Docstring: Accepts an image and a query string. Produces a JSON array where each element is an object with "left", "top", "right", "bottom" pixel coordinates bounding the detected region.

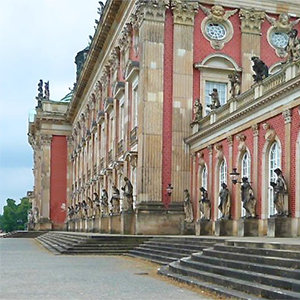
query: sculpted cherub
[
  {"left": 199, "top": 4, "right": 238, "bottom": 23},
  {"left": 266, "top": 13, "right": 300, "bottom": 32}
]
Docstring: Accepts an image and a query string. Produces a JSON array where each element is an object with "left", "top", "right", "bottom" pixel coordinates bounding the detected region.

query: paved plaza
[{"left": 0, "top": 238, "right": 211, "bottom": 300}]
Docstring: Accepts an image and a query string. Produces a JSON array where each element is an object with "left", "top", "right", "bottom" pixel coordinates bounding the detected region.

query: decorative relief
[
  {"left": 226, "top": 135, "right": 233, "bottom": 146},
  {"left": 207, "top": 144, "right": 213, "bottom": 154},
  {"left": 215, "top": 144, "right": 223, "bottom": 160},
  {"left": 262, "top": 123, "right": 276, "bottom": 141},
  {"left": 236, "top": 134, "right": 246, "bottom": 152},
  {"left": 199, "top": 4, "right": 238, "bottom": 50},
  {"left": 282, "top": 109, "right": 292, "bottom": 124},
  {"left": 252, "top": 124, "right": 260, "bottom": 138},
  {"left": 266, "top": 13, "right": 300, "bottom": 58},
  {"left": 171, "top": 0, "right": 197, "bottom": 26},
  {"left": 198, "top": 152, "right": 206, "bottom": 167},
  {"left": 239, "top": 9, "right": 265, "bottom": 35},
  {"left": 40, "top": 134, "right": 52, "bottom": 145}
]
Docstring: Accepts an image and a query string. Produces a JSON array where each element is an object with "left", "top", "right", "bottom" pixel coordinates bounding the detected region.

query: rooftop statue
[
  {"left": 228, "top": 72, "right": 241, "bottom": 98},
  {"left": 285, "top": 29, "right": 300, "bottom": 62},
  {"left": 251, "top": 56, "right": 269, "bottom": 83},
  {"left": 36, "top": 79, "right": 43, "bottom": 99},
  {"left": 207, "top": 88, "right": 221, "bottom": 110},
  {"left": 44, "top": 81, "right": 50, "bottom": 100}
]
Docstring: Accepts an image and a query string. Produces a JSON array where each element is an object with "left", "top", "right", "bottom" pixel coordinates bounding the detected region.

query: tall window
[
  {"left": 241, "top": 151, "right": 251, "bottom": 217},
  {"left": 119, "top": 96, "right": 125, "bottom": 141},
  {"left": 268, "top": 141, "right": 281, "bottom": 217},
  {"left": 205, "top": 81, "right": 227, "bottom": 115},
  {"left": 201, "top": 166, "right": 208, "bottom": 190},
  {"left": 218, "top": 159, "right": 227, "bottom": 218},
  {"left": 132, "top": 79, "right": 138, "bottom": 128}
]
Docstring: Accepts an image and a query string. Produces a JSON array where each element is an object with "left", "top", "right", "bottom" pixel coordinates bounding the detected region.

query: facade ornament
[
  {"left": 241, "top": 177, "right": 256, "bottom": 218},
  {"left": 251, "top": 124, "right": 259, "bottom": 137},
  {"left": 171, "top": 0, "right": 197, "bottom": 26},
  {"left": 263, "top": 123, "right": 276, "bottom": 142},
  {"left": 207, "top": 144, "right": 213, "bottom": 155},
  {"left": 227, "top": 135, "right": 233, "bottom": 147},
  {"left": 199, "top": 187, "right": 210, "bottom": 221},
  {"left": 285, "top": 29, "right": 300, "bottom": 63},
  {"left": 183, "top": 189, "right": 193, "bottom": 223},
  {"left": 236, "top": 133, "right": 247, "bottom": 152},
  {"left": 215, "top": 144, "right": 223, "bottom": 160},
  {"left": 199, "top": 4, "right": 237, "bottom": 50},
  {"left": 228, "top": 72, "right": 241, "bottom": 98},
  {"left": 266, "top": 13, "right": 300, "bottom": 58},
  {"left": 198, "top": 152, "right": 205, "bottom": 168},
  {"left": 270, "top": 168, "right": 288, "bottom": 216},
  {"left": 239, "top": 9, "right": 265, "bottom": 35},
  {"left": 282, "top": 109, "right": 292, "bottom": 124},
  {"left": 218, "top": 183, "right": 231, "bottom": 219},
  {"left": 251, "top": 56, "right": 269, "bottom": 83},
  {"left": 40, "top": 134, "right": 52, "bottom": 145}
]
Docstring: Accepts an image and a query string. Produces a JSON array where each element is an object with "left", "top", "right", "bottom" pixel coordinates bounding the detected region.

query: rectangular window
[
  {"left": 205, "top": 81, "right": 227, "bottom": 115},
  {"left": 119, "top": 96, "right": 125, "bottom": 141},
  {"left": 132, "top": 78, "right": 138, "bottom": 128}
]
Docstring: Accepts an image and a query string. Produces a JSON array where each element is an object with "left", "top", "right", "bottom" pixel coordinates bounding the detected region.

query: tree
[{"left": 0, "top": 197, "right": 31, "bottom": 232}]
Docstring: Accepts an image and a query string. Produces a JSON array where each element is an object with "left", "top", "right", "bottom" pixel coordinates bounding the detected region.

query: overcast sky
[{"left": 0, "top": 0, "right": 99, "bottom": 213}]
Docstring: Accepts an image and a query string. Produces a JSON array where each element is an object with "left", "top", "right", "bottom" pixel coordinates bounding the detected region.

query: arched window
[
  {"left": 201, "top": 166, "right": 208, "bottom": 190},
  {"left": 241, "top": 151, "right": 251, "bottom": 217},
  {"left": 268, "top": 141, "right": 281, "bottom": 217},
  {"left": 218, "top": 159, "right": 227, "bottom": 218}
]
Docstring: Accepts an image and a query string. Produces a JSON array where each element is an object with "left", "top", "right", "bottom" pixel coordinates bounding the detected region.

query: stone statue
[
  {"left": 44, "top": 81, "right": 50, "bottom": 100},
  {"left": 81, "top": 200, "right": 88, "bottom": 217},
  {"left": 251, "top": 56, "right": 269, "bottom": 83},
  {"left": 101, "top": 189, "right": 109, "bottom": 215},
  {"left": 193, "top": 99, "right": 203, "bottom": 122},
  {"left": 270, "top": 168, "right": 288, "bottom": 216},
  {"left": 111, "top": 185, "right": 120, "bottom": 214},
  {"left": 218, "top": 183, "right": 231, "bottom": 219},
  {"left": 228, "top": 72, "right": 241, "bottom": 98},
  {"left": 121, "top": 177, "right": 133, "bottom": 212},
  {"left": 93, "top": 192, "right": 101, "bottom": 216},
  {"left": 36, "top": 79, "right": 43, "bottom": 99},
  {"left": 241, "top": 177, "right": 256, "bottom": 218},
  {"left": 199, "top": 187, "right": 211, "bottom": 221},
  {"left": 33, "top": 207, "right": 39, "bottom": 223},
  {"left": 183, "top": 189, "right": 193, "bottom": 223},
  {"left": 285, "top": 29, "right": 300, "bottom": 62},
  {"left": 266, "top": 13, "right": 300, "bottom": 32},
  {"left": 27, "top": 209, "right": 34, "bottom": 230},
  {"left": 207, "top": 88, "right": 221, "bottom": 110},
  {"left": 67, "top": 206, "right": 74, "bottom": 221},
  {"left": 199, "top": 4, "right": 237, "bottom": 23}
]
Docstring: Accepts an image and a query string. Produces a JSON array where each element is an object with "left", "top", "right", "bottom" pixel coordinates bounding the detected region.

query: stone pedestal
[
  {"left": 181, "top": 221, "right": 195, "bottom": 235},
  {"left": 238, "top": 218, "right": 259, "bottom": 237},
  {"left": 109, "top": 215, "right": 121, "bottom": 234},
  {"left": 196, "top": 220, "right": 213, "bottom": 236},
  {"left": 100, "top": 216, "right": 109, "bottom": 233},
  {"left": 121, "top": 212, "right": 135, "bottom": 234},
  {"left": 35, "top": 218, "right": 52, "bottom": 231},
  {"left": 215, "top": 219, "right": 235, "bottom": 236},
  {"left": 268, "top": 217, "right": 298, "bottom": 237},
  {"left": 94, "top": 217, "right": 100, "bottom": 232}
]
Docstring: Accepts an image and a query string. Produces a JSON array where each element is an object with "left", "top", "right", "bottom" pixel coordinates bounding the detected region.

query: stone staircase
[
  {"left": 36, "top": 232, "right": 150, "bottom": 255},
  {"left": 158, "top": 240, "right": 300, "bottom": 299},
  {"left": 128, "top": 237, "right": 223, "bottom": 265}
]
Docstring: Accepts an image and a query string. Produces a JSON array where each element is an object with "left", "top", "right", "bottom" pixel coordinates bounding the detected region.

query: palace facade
[{"left": 28, "top": 0, "right": 300, "bottom": 237}]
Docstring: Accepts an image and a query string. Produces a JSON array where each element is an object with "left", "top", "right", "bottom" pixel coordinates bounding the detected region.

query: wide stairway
[
  {"left": 36, "top": 232, "right": 150, "bottom": 255},
  {"left": 159, "top": 239, "right": 300, "bottom": 299},
  {"left": 128, "top": 237, "right": 223, "bottom": 265},
  {"left": 1, "top": 231, "right": 46, "bottom": 238}
]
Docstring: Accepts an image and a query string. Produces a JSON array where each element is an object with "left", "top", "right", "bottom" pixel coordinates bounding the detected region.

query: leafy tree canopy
[{"left": 0, "top": 197, "right": 31, "bottom": 232}]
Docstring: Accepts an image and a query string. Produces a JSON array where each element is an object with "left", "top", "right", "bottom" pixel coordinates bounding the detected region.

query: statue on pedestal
[
  {"left": 270, "top": 168, "right": 288, "bottom": 216},
  {"left": 111, "top": 185, "right": 120, "bottom": 214},
  {"left": 81, "top": 200, "right": 88, "bottom": 217},
  {"left": 207, "top": 88, "right": 221, "bottom": 110},
  {"left": 251, "top": 56, "right": 269, "bottom": 83},
  {"left": 67, "top": 206, "right": 74, "bottom": 221},
  {"left": 101, "top": 189, "right": 109, "bottom": 215},
  {"left": 93, "top": 192, "right": 101, "bottom": 216},
  {"left": 199, "top": 187, "right": 211, "bottom": 220},
  {"left": 193, "top": 99, "right": 203, "bottom": 122},
  {"left": 121, "top": 177, "right": 133, "bottom": 212},
  {"left": 27, "top": 209, "right": 34, "bottom": 230},
  {"left": 218, "top": 183, "right": 231, "bottom": 219},
  {"left": 183, "top": 189, "right": 193, "bottom": 223},
  {"left": 241, "top": 177, "right": 256, "bottom": 218},
  {"left": 33, "top": 207, "right": 39, "bottom": 223},
  {"left": 228, "top": 72, "right": 241, "bottom": 98},
  {"left": 44, "top": 81, "right": 50, "bottom": 100}
]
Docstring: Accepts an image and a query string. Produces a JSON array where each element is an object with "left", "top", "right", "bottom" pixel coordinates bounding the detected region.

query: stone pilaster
[
  {"left": 283, "top": 109, "right": 292, "bottom": 214},
  {"left": 135, "top": 0, "right": 167, "bottom": 204},
  {"left": 40, "top": 134, "right": 52, "bottom": 222},
  {"left": 67, "top": 136, "right": 73, "bottom": 208},
  {"left": 239, "top": 9, "right": 265, "bottom": 92},
  {"left": 207, "top": 145, "right": 213, "bottom": 220},
  {"left": 170, "top": 1, "right": 197, "bottom": 202}
]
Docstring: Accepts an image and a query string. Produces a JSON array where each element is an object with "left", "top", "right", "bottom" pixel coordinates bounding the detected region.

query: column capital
[
  {"left": 40, "top": 134, "right": 52, "bottom": 146},
  {"left": 239, "top": 9, "right": 265, "bottom": 35},
  {"left": 171, "top": 0, "right": 197, "bottom": 26},
  {"left": 226, "top": 135, "right": 233, "bottom": 146},
  {"left": 282, "top": 109, "right": 292, "bottom": 124},
  {"left": 135, "top": 0, "right": 168, "bottom": 24},
  {"left": 251, "top": 123, "right": 259, "bottom": 137},
  {"left": 207, "top": 144, "right": 213, "bottom": 154}
]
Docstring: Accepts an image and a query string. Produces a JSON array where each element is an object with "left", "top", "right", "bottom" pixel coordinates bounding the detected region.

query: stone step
[
  {"left": 191, "top": 252, "right": 300, "bottom": 280},
  {"left": 179, "top": 257, "right": 300, "bottom": 292},
  {"left": 150, "top": 237, "right": 222, "bottom": 243},
  {"left": 38, "top": 235, "right": 78, "bottom": 249},
  {"left": 226, "top": 240, "right": 300, "bottom": 252},
  {"left": 128, "top": 249, "right": 176, "bottom": 264},
  {"left": 65, "top": 249, "right": 129, "bottom": 255},
  {"left": 167, "top": 261, "right": 300, "bottom": 299},
  {"left": 36, "top": 236, "right": 66, "bottom": 254},
  {"left": 202, "top": 248, "right": 300, "bottom": 269},
  {"left": 126, "top": 253, "right": 166, "bottom": 265},
  {"left": 215, "top": 244, "right": 300, "bottom": 260},
  {"left": 139, "top": 243, "right": 203, "bottom": 255},
  {"left": 47, "top": 233, "right": 87, "bottom": 243},
  {"left": 135, "top": 246, "right": 185, "bottom": 259},
  {"left": 143, "top": 240, "right": 215, "bottom": 250},
  {"left": 158, "top": 265, "right": 265, "bottom": 300},
  {"left": 74, "top": 243, "right": 140, "bottom": 249},
  {"left": 72, "top": 245, "right": 138, "bottom": 251}
]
